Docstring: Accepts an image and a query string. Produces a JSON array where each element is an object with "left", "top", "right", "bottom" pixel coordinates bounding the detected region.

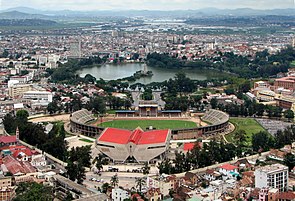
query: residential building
[
  {"left": 8, "top": 84, "right": 32, "bottom": 98},
  {"left": 111, "top": 188, "right": 129, "bottom": 201},
  {"left": 274, "top": 77, "right": 295, "bottom": 92},
  {"left": 254, "top": 164, "right": 288, "bottom": 192},
  {"left": 219, "top": 164, "right": 239, "bottom": 178}
]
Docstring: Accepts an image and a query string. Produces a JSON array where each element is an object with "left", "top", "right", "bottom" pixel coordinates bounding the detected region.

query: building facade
[{"left": 254, "top": 164, "right": 288, "bottom": 192}]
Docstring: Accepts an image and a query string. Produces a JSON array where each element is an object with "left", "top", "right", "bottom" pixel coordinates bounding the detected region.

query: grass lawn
[
  {"left": 79, "top": 138, "right": 94, "bottom": 143},
  {"left": 99, "top": 120, "right": 197, "bottom": 130},
  {"left": 225, "top": 118, "right": 266, "bottom": 146}
]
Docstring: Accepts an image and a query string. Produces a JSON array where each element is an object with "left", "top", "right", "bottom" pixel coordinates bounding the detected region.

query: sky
[{"left": 0, "top": 0, "right": 295, "bottom": 11}]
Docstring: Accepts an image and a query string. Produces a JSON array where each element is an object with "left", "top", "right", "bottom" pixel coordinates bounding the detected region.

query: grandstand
[
  {"left": 70, "top": 109, "right": 104, "bottom": 137},
  {"left": 172, "top": 109, "right": 230, "bottom": 140},
  {"left": 201, "top": 109, "right": 229, "bottom": 125}
]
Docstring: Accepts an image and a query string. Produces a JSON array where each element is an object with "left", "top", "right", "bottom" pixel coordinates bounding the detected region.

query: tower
[
  {"left": 69, "top": 41, "right": 82, "bottom": 58},
  {"left": 16, "top": 126, "right": 19, "bottom": 143}
]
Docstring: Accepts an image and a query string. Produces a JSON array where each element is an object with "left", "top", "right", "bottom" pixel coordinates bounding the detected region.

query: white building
[
  {"left": 111, "top": 188, "right": 129, "bottom": 201},
  {"left": 31, "top": 154, "right": 47, "bottom": 167},
  {"left": 219, "top": 164, "right": 239, "bottom": 177},
  {"left": 23, "top": 91, "right": 53, "bottom": 102},
  {"left": 254, "top": 164, "right": 288, "bottom": 192}
]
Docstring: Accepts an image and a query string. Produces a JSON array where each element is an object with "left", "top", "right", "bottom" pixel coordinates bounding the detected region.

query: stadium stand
[
  {"left": 172, "top": 109, "right": 230, "bottom": 140},
  {"left": 70, "top": 109, "right": 104, "bottom": 137}
]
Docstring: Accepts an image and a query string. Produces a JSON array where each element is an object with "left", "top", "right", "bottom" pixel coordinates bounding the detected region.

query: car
[{"left": 90, "top": 178, "right": 96, "bottom": 181}]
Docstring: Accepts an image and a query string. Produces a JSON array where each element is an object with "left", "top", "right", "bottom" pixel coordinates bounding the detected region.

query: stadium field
[
  {"left": 225, "top": 118, "right": 266, "bottom": 145},
  {"left": 99, "top": 119, "right": 197, "bottom": 130}
]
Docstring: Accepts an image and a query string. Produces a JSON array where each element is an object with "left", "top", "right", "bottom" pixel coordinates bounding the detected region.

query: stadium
[
  {"left": 69, "top": 109, "right": 230, "bottom": 162},
  {"left": 96, "top": 127, "right": 171, "bottom": 163}
]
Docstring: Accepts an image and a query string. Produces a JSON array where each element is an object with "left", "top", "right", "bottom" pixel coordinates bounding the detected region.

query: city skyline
[{"left": 1, "top": 0, "right": 294, "bottom": 11}]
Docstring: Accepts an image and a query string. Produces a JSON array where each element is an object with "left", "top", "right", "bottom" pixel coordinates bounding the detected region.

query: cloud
[{"left": 0, "top": 0, "right": 294, "bottom": 10}]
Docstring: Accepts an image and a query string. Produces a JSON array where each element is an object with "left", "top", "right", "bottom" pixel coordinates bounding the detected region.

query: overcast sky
[{"left": 1, "top": 0, "right": 295, "bottom": 10}]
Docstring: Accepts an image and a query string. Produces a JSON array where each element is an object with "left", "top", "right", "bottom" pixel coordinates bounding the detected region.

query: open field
[
  {"left": 99, "top": 119, "right": 197, "bottom": 130},
  {"left": 225, "top": 118, "right": 266, "bottom": 145}
]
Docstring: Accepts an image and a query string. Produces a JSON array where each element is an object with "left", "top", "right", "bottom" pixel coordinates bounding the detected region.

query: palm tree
[
  {"left": 110, "top": 174, "right": 119, "bottom": 187},
  {"left": 135, "top": 177, "right": 146, "bottom": 192}
]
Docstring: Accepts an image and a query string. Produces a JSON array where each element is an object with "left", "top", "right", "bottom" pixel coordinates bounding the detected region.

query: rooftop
[
  {"left": 256, "top": 163, "right": 288, "bottom": 173},
  {"left": 219, "top": 164, "right": 238, "bottom": 171},
  {"left": 98, "top": 127, "right": 169, "bottom": 145}
]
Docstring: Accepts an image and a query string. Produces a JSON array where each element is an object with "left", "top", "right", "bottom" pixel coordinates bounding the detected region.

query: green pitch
[
  {"left": 225, "top": 118, "right": 266, "bottom": 145},
  {"left": 99, "top": 119, "right": 197, "bottom": 130}
]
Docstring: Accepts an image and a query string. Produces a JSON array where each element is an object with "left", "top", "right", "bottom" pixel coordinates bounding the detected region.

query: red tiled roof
[
  {"left": 219, "top": 164, "right": 238, "bottom": 171},
  {"left": 98, "top": 128, "right": 169, "bottom": 145},
  {"left": 2, "top": 155, "right": 36, "bottom": 175},
  {"left": 183, "top": 143, "right": 195, "bottom": 151},
  {"left": 0, "top": 136, "right": 16, "bottom": 144},
  {"left": 279, "top": 192, "right": 295, "bottom": 200}
]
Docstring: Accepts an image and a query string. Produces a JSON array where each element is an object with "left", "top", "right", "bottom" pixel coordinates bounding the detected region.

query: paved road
[
  {"left": 84, "top": 171, "right": 146, "bottom": 190},
  {"left": 29, "top": 114, "right": 70, "bottom": 123}
]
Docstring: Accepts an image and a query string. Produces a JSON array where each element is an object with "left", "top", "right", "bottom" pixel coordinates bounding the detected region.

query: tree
[
  {"left": 2, "top": 113, "right": 17, "bottom": 134},
  {"left": 16, "top": 109, "right": 29, "bottom": 122},
  {"left": 252, "top": 131, "right": 274, "bottom": 152},
  {"left": 234, "top": 130, "right": 247, "bottom": 146},
  {"left": 47, "top": 101, "right": 59, "bottom": 114},
  {"left": 142, "top": 162, "right": 150, "bottom": 175},
  {"left": 110, "top": 174, "right": 119, "bottom": 187},
  {"left": 14, "top": 182, "right": 54, "bottom": 201},
  {"left": 93, "top": 153, "right": 108, "bottom": 173},
  {"left": 284, "top": 110, "right": 294, "bottom": 121},
  {"left": 102, "top": 183, "right": 110, "bottom": 193},
  {"left": 84, "top": 74, "right": 96, "bottom": 84},
  {"left": 87, "top": 96, "right": 106, "bottom": 114},
  {"left": 284, "top": 153, "right": 295, "bottom": 171},
  {"left": 210, "top": 98, "right": 218, "bottom": 109},
  {"left": 135, "top": 177, "right": 146, "bottom": 192}
]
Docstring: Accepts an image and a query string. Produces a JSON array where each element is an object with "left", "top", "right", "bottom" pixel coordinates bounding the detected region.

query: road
[{"left": 84, "top": 171, "right": 146, "bottom": 190}]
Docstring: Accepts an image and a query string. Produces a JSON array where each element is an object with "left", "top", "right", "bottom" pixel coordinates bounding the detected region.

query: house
[
  {"left": 31, "top": 154, "right": 47, "bottom": 167},
  {"left": 0, "top": 136, "right": 17, "bottom": 147},
  {"left": 1, "top": 155, "right": 36, "bottom": 176},
  {"left": 239, "top": 171, "right": 254, "bottom": 187},
  {"left": 131, "top": 193, "right": 144, "bottom": 201},
  {"left": 219, "top": 164, "right": 239, "bottom": 178},
  {"left": 204, "top": 169, "right": 222, "bottom": 181},
  {"left": 234, "top": 158, "right": 253, "bottom": 170},
  {"left": 259, "top": 188, "right": 269, "bottom": 201},
  {"left": 268, "top": 188, "right": 280, "bottom": 201},
  {"left": 268, "top": 149, "right": 286, "bottom": 161},
  {"left": 183, "top": 172, "right": 199, "bottom": 185},
  {"left": 278, "top": 191, "right": 295, "bottom": 201},
  {"left": 145, "top": 188, "right": 162, "bottom": 201}
]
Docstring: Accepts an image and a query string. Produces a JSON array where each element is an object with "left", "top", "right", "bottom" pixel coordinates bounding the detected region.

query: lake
[{"left": 78, "top": 63, "right": 225, "bottom": 84}]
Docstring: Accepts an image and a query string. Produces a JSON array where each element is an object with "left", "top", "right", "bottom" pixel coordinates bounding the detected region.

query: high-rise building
[
  {"left": 255, "top": 164, "right": 288, "bottom": 192},
  {"left": 69, "top": 41, "right": 81, "bottom": 58}
]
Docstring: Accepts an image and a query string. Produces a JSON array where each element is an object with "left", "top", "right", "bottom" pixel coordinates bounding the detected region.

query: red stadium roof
[
  {"left": 98, "top": 128, "right": 169, "bottom": 145},
  {"left": 137, "top": 130, "right": 169, "bottom": 145},
  {"left": 98, "top": 128, "right": 132, "bottom": 144}
]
